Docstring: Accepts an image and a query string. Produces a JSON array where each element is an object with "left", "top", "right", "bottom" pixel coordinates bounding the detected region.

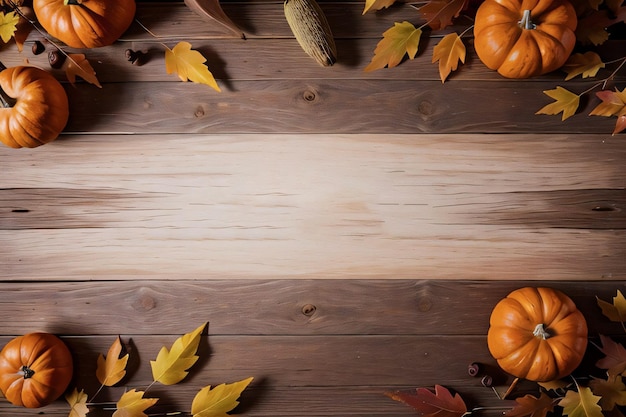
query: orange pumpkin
[
  {"left": 0, "top": 65, "right": 69, "bottom": 149},
  {"left": 0, "top": 332, "right": 74, "bottom": 408},
  {"left": 473, "top": 0, "right": 577, "bottom": 79},
  {"left": 33, "top": 0, "right": 136, "bottom": 49},
  {"left": 487, "top": 287, "right": 587, "bottom": 382}
]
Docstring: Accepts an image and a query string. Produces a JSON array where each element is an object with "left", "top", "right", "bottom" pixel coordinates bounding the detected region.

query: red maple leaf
[{"left": 386, "top": 384, "right": 467, "bottom": 417}]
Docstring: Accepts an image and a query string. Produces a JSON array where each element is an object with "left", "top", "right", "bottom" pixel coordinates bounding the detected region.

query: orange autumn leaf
[
  {"left": 165, "top": 42, "right": 220, "bottom": 92},
  {"left": 362, "top": 0, "right": 397, "bottom": 14},
  {"left": 364, "top": 21, "right": 421, "bottom": 72},
  {"left": 419, "top": 0, "right": 469, "bottom": 30},
  {"left": 506, "top": 393, "right": 556, "bottom": 417},
  {"left": 432, "top": 32, "right": 465, "bottom": 83},
  {"left": 590, "top": 88, "right": 626, "bottom": 135},
  {"left": 536, "top": 87, "right": 580, "bottom": 121},
  {"left": 386, "top": 385, "right": 467, "bottom": 417},
  {"left": 183, "top": 0, "right": 244, "bottom": 38},
  {"left": 66, "top": 388, "right": 89, "bottom": 417},
  {"left": 96, "top": 336, "right": 129, "bottom": 386},
  {"left": 65, "top": 53, "right": 102, "bottom": 88},
  {"left": 562, "top": 51, "right": 605, "bottom": 81}
]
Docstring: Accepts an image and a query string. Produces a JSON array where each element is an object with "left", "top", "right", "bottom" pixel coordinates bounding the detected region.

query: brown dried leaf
[
  {"left": 595, "top": 334, "right": 626, "bottom": 375},
  {"left": 597, "top": 290, "right": 626, "bottom": 322},
  {"left": 385, "top": 385, "right": 467, "bottom": 417},
  {"left": 589, "top": 375, "right": 626, "bottom": 411},
  {"left": 13, "top": 6, "right": 33, "bottom": 52},
  {"left": 432, "top": 32, "right": 465, "bottom": 83},
  {"left": 576, "top": 7, "right": 626, "bottom": 45},
  {"left": 419, "top": 0, "right": 469, "bottom": 30},
  {"left": 64, "top": 53, "right": 102, "bottom": 88},
  {"left": 506, "top": 393, "right": 556, "bottom": 417}
]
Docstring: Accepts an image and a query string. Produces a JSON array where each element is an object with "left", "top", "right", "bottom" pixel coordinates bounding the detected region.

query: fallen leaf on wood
[
  {"left": 559, "top": 386, "right": 603, "bottom": 417},
  {"left": 97, "top": 336, "right": 129, "bottom": 386},
  {"left": 66, "top": 388, "right": 89, "bottom": 417},
  {"left": 536, "top": 86, "right": 580, "bottom": 121},
  {"left": 432, "top": 32, "right": 465, "bottom": 83},
  {"left": 362, "top": 0, "right": 397, "bottom": 14},
  {"left": 419, "top": 0, "right": 469, "bottom": 30},
  {"left": 184, "top": 0, "right": 244, "bottom": 39},
  {"left": 64, "top": 53, "right": 102, "bottom": 88},
  {"left": 0, "top": 11, "right": 18, "bottom": 43},
  {"left": 191, "top": 377, "right": 254, "bottom": 417},
  {"left": 562, "top": 52, "right": 605, "bottom": 81},
  {"left": 364, "top": 21, "right": 421, "bottom": 72},
  {"left": 151, "top": 322, "right": 207, "bottom": 385},
  {"left": 590, "top": 89, "right": 626, "bottom": 135},
  {"left": 506, "top": 393, "right": 556, "bottom": 417},
  {"left": 589, "top": 375, "right": 626, "bottom": 411},
  {"left": 165, "top": 42, "right": 221, "bottom": 92},
  {"left": 385, "top": 384, "right": 467, "bottom": 417},
  {"left": 113, "top": 390, "right": 158, "bottom": 417}
]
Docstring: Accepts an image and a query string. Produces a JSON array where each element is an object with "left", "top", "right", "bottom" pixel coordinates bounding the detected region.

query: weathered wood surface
[
  {"left": 2, "top": 133, "right": 626, "bottom": 281},
  {"left": 0, "top": 280, "right": 623, "bottom": 416}
]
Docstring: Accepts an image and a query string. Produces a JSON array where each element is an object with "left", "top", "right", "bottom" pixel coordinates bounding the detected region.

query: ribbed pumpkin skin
[
  {"left": 487, "top": 287, "right": 588, "bottom": 382},
  {"left": 0, "top": 66, "right": 69, "bottom": 149},
  {"left": 0, "top": 333, "right": 74, "bottom": 408},
  {"left": 33, "top": 0, "right": 136, "bottom": 49},
  {"left": 473, "top": 0, "right": 577, "bottom": 78}
]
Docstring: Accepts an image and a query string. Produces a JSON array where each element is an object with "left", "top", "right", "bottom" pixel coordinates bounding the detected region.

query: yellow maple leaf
[
  {"left": 559, "top": 386, "right": 603, "bottom": 417},
  {"left": 362, "top": 0, "right": 397, "bottom": 14},
  {"left": 0, "top": 11, "right": 18, "bottom": 43},
  {"left": 562, "top": 52, "right": 605, "bottom": 81},
  {"left": 65, "top": 53, "right": 102, "bottom": 88},
  {"left": 432, "top": 32, "right": 465, "bottom": 83},
  {"left": 364, "top": 22, "right": 421, "bottom": 72},
  {"left": 536, "top": 86, "right": 580, "bottom": 121},
  {"left": 165, "top": 42, "right": 220, "bottom": 92},
  {"left": 596, "top": 290, "right": 626, "bottom": 323},
  {"left": 191, "top": 377, "right": 254, "bottom": 417},
  {"left": 66, "top": 388, "right": 90, "bottom": 417},
  {"left": 97, "top": 336, "right": 129, "bottom": 386},
  {"left": 150, "top": 322, "right": 207, "bottom": 385},
  {"left": 112, "top": 390, "right": 158, "bottom": 417}
]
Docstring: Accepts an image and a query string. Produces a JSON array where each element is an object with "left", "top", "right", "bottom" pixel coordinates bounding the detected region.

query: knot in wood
[
  {"left": 418, "top": 100, "right": 434, "bottom": 116},
  {"left": 302, "top": 90, "right": 317, "bottom": 102},
  {"left": 133, "top": 290, "right": 157, "bottom": 312},
  {"left": 301, "top": 303, "right": 317, "bottom": 316},
  {"left": 417, "top": 297, "right": 432, "bottom": 312},
  {"left": 194, "top": 106, "right": 206, "bottom": 118}
]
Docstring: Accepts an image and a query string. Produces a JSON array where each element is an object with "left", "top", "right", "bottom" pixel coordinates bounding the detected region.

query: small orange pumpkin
[
  {"left": 473, "top": 0, "right": 577, "bottom": 78},
  {"left": 0, "top": 65, "right": 69, "bottom": 149},
  {"left": 33, "top": 0, "right": 136, "bottom": 49},
  {"left": 0, "top": 332, "right": 74, "bottom": 408},
  {"left": 487, "top": 287, "right": 587, "bottom": 382}
]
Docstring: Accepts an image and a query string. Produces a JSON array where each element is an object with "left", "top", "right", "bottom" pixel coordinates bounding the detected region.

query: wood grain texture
[
  {"left": 2, "top": 134, "right": 625, "bottom": 281},
  {"left": 0, "top": 280, "right": 620, "bottom": 416}
]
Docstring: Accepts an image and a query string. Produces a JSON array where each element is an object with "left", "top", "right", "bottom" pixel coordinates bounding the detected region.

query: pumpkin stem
[
  {"left": 64, "top": 0, "right": 83, "bottom": 5},
  {"left": 533, "top": 323, "right": 551, "bottom": 340},
  {"left": 19, "top": 365, "right": 35, "bottom": 379},
  {"left": 518, "top": 9, "right": 536, "bottom": 30},
  {"left": 0, "top": 85, "right": 17, "bottom": 109}
]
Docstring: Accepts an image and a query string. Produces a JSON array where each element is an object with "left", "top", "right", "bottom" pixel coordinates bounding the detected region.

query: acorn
[{"left": 284, "top": 0, "right": 337, "bottom": 67}]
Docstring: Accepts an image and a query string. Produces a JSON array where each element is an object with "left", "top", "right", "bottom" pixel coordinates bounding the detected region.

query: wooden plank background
[{"left": 1, "top": 0, "right": 625, "bottom": 416}]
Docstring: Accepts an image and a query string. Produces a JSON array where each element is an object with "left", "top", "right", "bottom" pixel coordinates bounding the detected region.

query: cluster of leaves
[
  {"left": 66, "top": 323, "right": 253, "bottom": 417},
  {"left": 0, "top": 0, "right": 221, "bottom": 91},
  {"left": 362, "top": 0, "right": 626, "bottom": 134},
  {"left": 386, "top": 290, "right": 626, "bottom": 417}
]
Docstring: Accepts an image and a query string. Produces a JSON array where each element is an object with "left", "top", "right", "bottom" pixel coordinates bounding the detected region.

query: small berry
[
  {"left": 32, "top": 41, "right": 45, "bottom": 55},
  {"left": 48, "top": 50, "right": 66, "bottom": 69}
]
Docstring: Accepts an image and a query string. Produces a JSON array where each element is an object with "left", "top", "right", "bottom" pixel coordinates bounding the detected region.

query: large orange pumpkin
[
  {"left": 473, "top": 0, "right": 577, "bottom": 79},
  {"left": 0, "top": 65, "right": 69, "bottom": 149},
  {"left": 0, "top": 332, "right": 74, "bottom": 408},
  {"left": 33, "top": 0, "right": 136, "bottom": 49},
  {"left": 487, "top": 287, "right": 587, "bottom": 382}
]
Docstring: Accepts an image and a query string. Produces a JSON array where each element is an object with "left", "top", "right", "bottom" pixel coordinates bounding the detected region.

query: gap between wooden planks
[{"left": 1, "top": 133, "right": 624, "bottom": 281}]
